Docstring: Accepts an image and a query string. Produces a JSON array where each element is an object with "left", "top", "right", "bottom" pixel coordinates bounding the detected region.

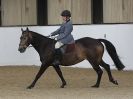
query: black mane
[{"left": 30, "top": 31, "right": 51, "bottom": 40}]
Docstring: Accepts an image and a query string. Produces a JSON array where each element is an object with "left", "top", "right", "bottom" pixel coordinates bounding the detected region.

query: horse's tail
[{"left": 98, "top": 39, "right": 125, "bottom": 71}]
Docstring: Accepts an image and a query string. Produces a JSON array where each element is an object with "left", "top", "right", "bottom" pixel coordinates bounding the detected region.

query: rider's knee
[{"left": 55, "top": 42, "right": 63, "bottom": 49}]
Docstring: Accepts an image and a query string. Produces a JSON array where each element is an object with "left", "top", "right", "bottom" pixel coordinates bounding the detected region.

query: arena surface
[{"left": 0, "top": 66, "right": 132, "bottom": 99}]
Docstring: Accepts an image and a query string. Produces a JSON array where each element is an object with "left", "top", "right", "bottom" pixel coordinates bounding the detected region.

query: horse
[{"left": 18, "top": 28, "right": 125, "bottom": 89}]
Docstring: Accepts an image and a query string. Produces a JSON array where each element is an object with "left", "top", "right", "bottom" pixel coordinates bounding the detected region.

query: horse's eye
[{"left": 23, "top": 37, "right": 26, "bottom": 40}]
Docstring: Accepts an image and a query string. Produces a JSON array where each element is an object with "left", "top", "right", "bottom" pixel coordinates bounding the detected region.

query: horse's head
[{"left": 18, "top": 27, "right": 32, "bottom": 53}]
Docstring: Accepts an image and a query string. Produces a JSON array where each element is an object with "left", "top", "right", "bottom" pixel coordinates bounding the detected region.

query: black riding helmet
[{"left": 61, "top": 10, "right": 71, "bottom": 17}]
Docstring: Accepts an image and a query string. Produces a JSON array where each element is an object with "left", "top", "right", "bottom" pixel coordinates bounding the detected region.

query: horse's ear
[
  {"left": 26, "top": 27, "right": 29, "bottom": 32},
  {"left": 21, "top": 28, "right": 24, "bottom": 32}
]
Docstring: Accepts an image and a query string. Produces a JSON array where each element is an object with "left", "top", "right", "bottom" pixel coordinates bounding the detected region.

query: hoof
[
  {"left": 118, "top": 66, "right": 125, "bottom": 71},
  {"left": 111, "top": 80, "right": 119, "bottom": 85},
  {"left": 27, "top": 85, "right": 34, "bottom": 89},
  {"left": 91, "top": 85, "right": 99, "bottom": 88},
  {"left": 60, "top": 85, "right": 65, "bottom": 88},
  {"left": 60, "top": 82, "right": 66, "bottom": 88}
]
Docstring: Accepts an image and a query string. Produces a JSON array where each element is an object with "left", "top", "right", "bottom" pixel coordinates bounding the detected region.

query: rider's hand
[
  {"left": 47, "top": 34, "right": 51, "bottom": 38},
  {"left": 54, "top": 37, "right": 57, "bottom": 40}
]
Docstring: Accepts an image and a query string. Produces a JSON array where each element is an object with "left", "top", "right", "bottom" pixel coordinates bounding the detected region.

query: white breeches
[{"left": 55, "top": 42, "right": 64, "bottom": 49}]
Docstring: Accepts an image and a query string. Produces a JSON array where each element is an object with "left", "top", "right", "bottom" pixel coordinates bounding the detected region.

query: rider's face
[
  {"left": 62, "top": 16, "right": 67, "bottom": 21},
  {"left": 62, "top": 16, "right": 69, "bottom": 22}
]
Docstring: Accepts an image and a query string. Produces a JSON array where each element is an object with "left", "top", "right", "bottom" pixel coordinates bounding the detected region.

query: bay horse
[{"left": 18, "top": 28, "right": 125, "bottom": 89}]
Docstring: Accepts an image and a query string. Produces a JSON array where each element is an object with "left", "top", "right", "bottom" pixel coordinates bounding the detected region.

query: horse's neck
[{"left": 31, "top": 32, "right": 54, "bottom": 54}]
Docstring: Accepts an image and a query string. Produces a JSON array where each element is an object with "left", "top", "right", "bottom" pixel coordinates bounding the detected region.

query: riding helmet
[{"left": 61, "top": 10, "right": 71, "bottom": 17}]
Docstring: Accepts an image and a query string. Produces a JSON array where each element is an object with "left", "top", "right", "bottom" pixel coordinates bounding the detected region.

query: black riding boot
[{"left": 53, "top": 49, "right": 62, "bottom": 65}]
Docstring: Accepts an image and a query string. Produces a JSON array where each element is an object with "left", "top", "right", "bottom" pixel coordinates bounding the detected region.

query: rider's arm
[{"left": 51, "top": 28, "right": 61, "bottom": 36}]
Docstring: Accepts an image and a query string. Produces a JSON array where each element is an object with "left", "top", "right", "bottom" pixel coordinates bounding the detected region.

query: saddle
[{"left": 61, "top": 43, "right": 76, "bottom": 54}]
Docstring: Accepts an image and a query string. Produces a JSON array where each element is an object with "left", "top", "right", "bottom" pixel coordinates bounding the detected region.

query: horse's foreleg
[
  {"left": 53, "top": 65, "right": 67, "bottom": 88},
  {"left": 27, "top": 64, "right": 49, "bottom": 89}
]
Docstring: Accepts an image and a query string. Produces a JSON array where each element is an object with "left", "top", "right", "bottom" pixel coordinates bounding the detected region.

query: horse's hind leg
[
  {"left": 100, "top": 60, "right": 118, "bottom": 85},
  {"left": 92, "top": 66, "right": 103, "bottom": 88},
  {"left": 89, "top": 61, "right": 103, "bottom": 88},
  {"left": 53, "top": 65, "right": 66, "bottom": 88}
]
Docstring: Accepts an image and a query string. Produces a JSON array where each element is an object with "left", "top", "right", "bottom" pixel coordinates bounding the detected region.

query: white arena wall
[{"left": 0, "top": 24, "right": 133, "bottom": 70}]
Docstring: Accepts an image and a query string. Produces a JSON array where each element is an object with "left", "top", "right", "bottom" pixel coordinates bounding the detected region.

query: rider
[{"left": 49, "top": 10, "right": 75, "bottom": 65}]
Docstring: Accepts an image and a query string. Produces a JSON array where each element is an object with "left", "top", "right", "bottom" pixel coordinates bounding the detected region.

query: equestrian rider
[{"left": 48, "top": 10, "right": 75, "bottom": 65}]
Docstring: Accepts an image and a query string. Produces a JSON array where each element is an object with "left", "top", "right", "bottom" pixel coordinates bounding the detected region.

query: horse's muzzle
[{"left": 18, "top": 47, "right": 26, "bottom": 53}]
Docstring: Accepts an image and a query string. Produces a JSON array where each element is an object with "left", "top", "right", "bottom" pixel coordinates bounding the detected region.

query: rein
[{"left": 28, "top": 45, "right": 33, "bottom": 48}]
